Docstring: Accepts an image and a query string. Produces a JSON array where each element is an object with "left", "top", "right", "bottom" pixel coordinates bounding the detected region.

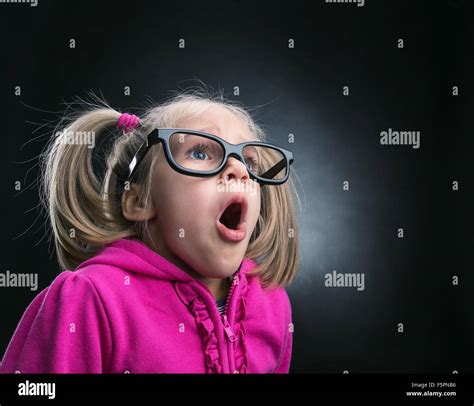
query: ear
[{"left": 122, "top": 183, "right": 155, "bottom": 221}]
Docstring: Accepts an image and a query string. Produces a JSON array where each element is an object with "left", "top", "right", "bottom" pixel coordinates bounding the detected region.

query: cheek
[{"left": 150, "top": 164, "right": 211, "bottom": 231}]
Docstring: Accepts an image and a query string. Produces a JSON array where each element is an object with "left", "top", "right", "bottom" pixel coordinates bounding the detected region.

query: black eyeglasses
[{"left": 127, "top": 129, "right": 294, "bottom": 186}]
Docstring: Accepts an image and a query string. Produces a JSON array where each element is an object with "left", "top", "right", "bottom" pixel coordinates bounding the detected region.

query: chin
[{"left": 200, "top": 254, "right": 246, "bottom": 279}]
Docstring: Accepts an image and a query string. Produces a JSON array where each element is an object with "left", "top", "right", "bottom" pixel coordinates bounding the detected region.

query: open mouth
[
  {"left": 219, "top": 203, "right": 242, "bottom": 230},
  {"left": 216, "top": 196, "right": 248, "bottom": 242}
]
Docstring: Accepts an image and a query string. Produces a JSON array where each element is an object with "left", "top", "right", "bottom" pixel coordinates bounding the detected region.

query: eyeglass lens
[{"left": 169, "top": 132, "right": 287, "bottom": 181}]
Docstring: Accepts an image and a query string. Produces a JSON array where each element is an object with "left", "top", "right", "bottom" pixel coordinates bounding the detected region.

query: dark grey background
[{"left": 0, "top": 0, "right": 472, "bottom": 373}]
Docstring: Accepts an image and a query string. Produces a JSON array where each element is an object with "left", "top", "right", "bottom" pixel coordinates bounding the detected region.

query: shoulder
[
  {"left": 52, "top": 262, "right": 133, "bottom": 301},
  {"left": 74, "top": 261, "right": 129, "bottom": 285},
  {"left": 38, "top": 270, "right": 107, "bottom": 311},
  {"left": 0, "top": 270, "right": 114, "bottom": 373}
]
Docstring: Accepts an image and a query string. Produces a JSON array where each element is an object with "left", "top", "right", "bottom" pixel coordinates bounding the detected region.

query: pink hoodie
[{"left": 0, "top": 238, "right": 293, "bottom": 373}]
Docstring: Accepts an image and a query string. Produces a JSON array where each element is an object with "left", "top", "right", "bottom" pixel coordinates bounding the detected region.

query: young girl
[{"left": 0, "top": 89, "right": 299, "bottom": 373}]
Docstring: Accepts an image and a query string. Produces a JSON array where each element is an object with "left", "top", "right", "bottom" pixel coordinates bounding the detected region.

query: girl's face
[{"left": 145, "top": 106, "right": 261, "bottom": 280}]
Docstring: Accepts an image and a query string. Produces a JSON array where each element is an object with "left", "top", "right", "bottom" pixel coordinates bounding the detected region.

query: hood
[{"left": 75, "top": 237, "right": 257, "bottom": 283}]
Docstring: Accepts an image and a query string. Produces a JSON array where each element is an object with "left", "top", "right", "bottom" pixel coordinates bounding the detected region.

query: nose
[{"left": 219, "top": 156, "right": 250, "bottom": 182}]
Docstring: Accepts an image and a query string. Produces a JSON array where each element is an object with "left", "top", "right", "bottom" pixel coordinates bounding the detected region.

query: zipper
[
  {"left": 194, "top": 270, "right": 241, "bottom": 373},
  {"left": 194, "top": 270, "right": 240, "bottom": 317},
  {"left": 221, "top": 314, "right": 237, "bottom": 342},
  {"left": 222, "top": 271, "right": 240, "bottom": 373},
  {"left": 223, "top": 271, "right": 240, "bottom": 316}
]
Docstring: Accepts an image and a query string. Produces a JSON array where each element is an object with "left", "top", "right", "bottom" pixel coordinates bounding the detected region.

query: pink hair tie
[{"left": 116, "top": 113, "right": 140, "bottom": 133}]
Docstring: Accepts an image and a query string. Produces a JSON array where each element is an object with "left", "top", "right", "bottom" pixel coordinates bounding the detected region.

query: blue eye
[
  {"left": 187, "top": 143, "right": 212, "bottom": 160},
  {"left": 192, "top": 150, "right": 208, "bottom": 160}
]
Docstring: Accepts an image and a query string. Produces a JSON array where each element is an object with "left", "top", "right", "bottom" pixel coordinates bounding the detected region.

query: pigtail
[{"left": 43, "top": 108, "right": 136, "bottom": 270}]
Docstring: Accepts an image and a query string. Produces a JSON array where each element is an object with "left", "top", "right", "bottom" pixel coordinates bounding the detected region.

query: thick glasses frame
[{"left": 127, "top": 128, "right": 294, "bottom": 186}]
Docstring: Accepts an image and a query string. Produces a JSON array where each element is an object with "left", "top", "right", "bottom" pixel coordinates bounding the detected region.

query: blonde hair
[{"left": 41, "top": 87, "right": 300, "bottom": 288}]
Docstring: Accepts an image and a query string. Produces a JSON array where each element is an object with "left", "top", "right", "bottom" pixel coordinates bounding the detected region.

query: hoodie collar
[{"left": 76, "top": 237, "right": 256, "bottom": 284}]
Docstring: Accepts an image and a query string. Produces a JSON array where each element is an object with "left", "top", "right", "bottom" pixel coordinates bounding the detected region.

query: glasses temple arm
[
  {"left": 127, "top": 142, "right": 151, "bottom": 180},
  {"left": 260, "top": 159, "right": 286, "bottom": 180}
]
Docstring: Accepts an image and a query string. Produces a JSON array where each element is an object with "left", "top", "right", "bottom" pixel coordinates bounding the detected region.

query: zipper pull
[{"left": 222, "top": 315, "right": 237, "bottom": 342}]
